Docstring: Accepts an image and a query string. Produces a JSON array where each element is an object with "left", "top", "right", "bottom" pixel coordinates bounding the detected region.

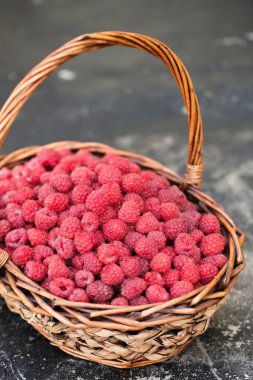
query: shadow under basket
[{"left": 0, "top": 31, "right": 245, "bottom": 368}]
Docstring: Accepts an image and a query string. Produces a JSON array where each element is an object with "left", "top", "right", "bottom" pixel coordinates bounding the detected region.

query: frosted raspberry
[
  {"left": 70, "top": 167, "right": 93, "bottom": 186},
  {"left": 44, "top": 193, "right": 69, "bottom": 213},
  {"left": 180, "top": 210, "right": 202, "bottom": 232},
  {"left": 5, "top": 228, "right": 28, "bottom": 249},
  {"left": 13, "top": 187, "right": 34, "bottom": 205},
  {"left": 160, "top": 202, "right": 180, "bottom": 221},
  {"left": 122, "top": 173, "right": 143, "bottom": 193},
  {"left": 6, "top": 203, "right": 24, "bottom": 228},
  {"left": 97, "top": 243, "right": 119, "bottom": 264},
  {"left": 86, "top": 280, "right": 114, "bottom": 301},
  {"left": 111, "top": 297, "right": 129, "bottom": 306},
  {"left": 100, "top": 206, "right": 117, "bottom": 224},
  {"left": 124, "top": 231, "right": 143, "bottom": 250},
  {"left": 47, "top": 255, "right": 69, "bottom": 279},
  {"left": 33, "top": 245, "right": 54, "bottom": 262},
  {"left": 174, "top": 233, "right": 196, "bottom": 255},
  {"left": 68, "top": 288, "right": 89, "bottom": 302},
  {"left": 162, "top": 246, "right": 176, "bottom": 260},
  {"left": 108, "top": 156, "right": 131, "bottom": 173},
  {"left": 173, "top": 255, "right": 194, "bottom": 271},
  {"left": 102, "top": 219, "right": 127, "bottom": 241},
  {"left": 144, "top": 271, "right": 165, "bottom": 286},
  {"left": 86, "top": 189, "right": 108, "bottom": 214},
  {"left": 12, "top": 245, "right": 33, "bottom": 266},
  {"left": 150, "top": 252, "right": 171, "bottom": 273},
  {"left": 69, "top": 204, "right": 87, "bottom": 218},
  {"left": 22, "top": 200, "right": 39, "bottom": 223},
  {"left": 35, "top": 208, "right": 58, "bottom": 230},
  {"left": 111, "top": 241, "right": 131, "bottom": 258},
  {"left": 47, "top": 227, "right": 60, "bottom": 249},
  {"left": 170, "top": 280, "right": 194, "bottom": 298},
  {"left": 98, "top": 164, "right": 122, "bottom": 185},
  {"left": 190, "top": 229, "right": 204, "bottom": 244},
  {"left": 121, "top": 277, "right": 147, "bottom": 300},
  {"left": 147, "top": 231, "right": 166, "bottom": 249},
  {"left": 37, "top": 148, "right": 61, "bottom": 169},
  {"left": 164, "top": 269, "right": 180, "bottom": 288},
  {"left": 101, "top": 183, "right": 122, "bottom": 205},
  {"left": 50, "top": 173, "right": 72, "bottom": 193},
  {"left": 101, "top": 263, "right": 124, "bottom": 285},
  {"left": 159, "top": 185, "right": 187, "bottom": 211},
  {"left": 124, "top": 193, "right": 145, "bottom": 212},
  {"left": 49, "top": 277, "right": 75, "bottom": 298},
  {"left": 38, "top": 184, "right": 56, "bottom": 203},
  {"left": 120, "top": 256, "right": 141, "bottom": 278},
  {"left": 136, "top": 212, "right": 160, "bottom": 234},
  {"left": 144, "top": 197, "right": 161, "bottom": 219},
  {"left": 74, "top": 270, "right": 94, "bottom": 287},
  {"left": 81, "top": 212, "right": 99, "bottom": 232},
  {"left": 135, "top": 236, "right": 158, "bottom": 259},
  {"left": 130, "top": 296, "right": 148, "bottom": 306},
  {"left": 27, "top": 228, "right": 48, "bottom": 246},
  {"left": 180, "top": 264, "right": 200, "bottom": 284},
  {"left": 0, "top": 220, "right": 10, "bottom": 239},
  {"left": 74, "top": 231, "right": 94, "bottom": 254},
  {"left": 59, "top": 217, "right": 81, "bottom": 238},
  {"left": 163, "top": 218, "right": 187, "bottom": 240},
  {"left": 146, "top": 285, "right": 169, "bottom": 303},
  {"left": 71, "top": 184, "right": 91, "bottom": 204},
  {"left": 55, "top": 237, "right": 76, "bottom": 259},
  {"left": 24, "top": 261, "right": 47, "bottom": 282},
  {"left": 199, "top": 214, "right": 221, "bottom": 234},
  {"left": 93, "top": 230, "right": 104, "bottom": 248},
  {"left": 118, "top": 201, "right": 140, "bottom": 223},
  {"left": 201, "top": 233, "right": 226, "bottom": 256},
  {"left": 199, "top": 263, "right": 218, "bottom": 284}
]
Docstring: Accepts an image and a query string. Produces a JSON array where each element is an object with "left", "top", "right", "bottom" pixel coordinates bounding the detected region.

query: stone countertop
[{"left": 0, "top": 1, "right": 252, "bottom": 379}]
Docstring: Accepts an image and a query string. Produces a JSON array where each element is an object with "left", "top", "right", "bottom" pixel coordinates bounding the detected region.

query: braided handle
[{"left": 0, "top": 31, "right": 203, "bottom": 187}]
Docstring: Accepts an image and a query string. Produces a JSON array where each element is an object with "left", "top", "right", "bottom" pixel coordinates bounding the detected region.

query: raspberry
[
  {"left": 0, "top": 209, "right": 7, "bottom": 219},
  {"left": 111, "top": 297, "right": 129, "bottom": 306},
  {"left": 0, "top": 167, "right": 11, "bottom": 180},
  {"left": 70, "top": 167, "right": 92, "bottom": 186},
  {"left": 212, "top": 254, "right": 227, "bottom": 268},
  {"left": 162, "top": 246, "right": 176, "bottom": 260},
  {"left": 86, "top": 189, "right": 108, "bottom": 214},
  {"left": 12, "top": 165, "right": 30, "bottom": 186},
  {"left": 33, "top": 245, "right": 54, "bottom": 262},
  {"left": 81, "top": 212, "right": 99, "bottom": 232},
  {"left": 130, "top": 296, "right": 148, "bottom": 306},
  {"left": 0, "top": 220, "right": 10, "bottom": 239},
  {"left": 120, "top": 256, "right": 141, "bottom": 278},
  {"left": 13, "top": 187, "right": 34, "bottom": 205},
  {"left": 100, "top": 206, "right": 117, "bottom": 224},
  {"left": 154, "top": 176, "right": 170, "bottom": 190},
  {"left": 6, "top": 203, "right": 24, "bottom": 228},
  {"left": 199, "top": 263, "right": 218, "bottom": 284},
  {"left": 74, "top": 231, "right": 94, "bottom": 254},
  {"left": 101, "top": 263, "right": 124, "bottom": 285},
  {"left": 144, "top": 271, "right": 165, "bottom": 286},
  {"left": 103, "top": 219, "right": 127, "bottom": 241},
  {"left": 199, "top": 214, "right": 221, "bottom": 234},
  {"left": 37, "top": 148, "right": 61, "bottom": 169},
  {"left": 38, "top": 184, "right": 56, "bottom": 203},
  {"left": 150, "top": 252, "right": 171, "bottom": 273},
  {"left": 180, "top": 264, "right": 200, "bottom": 284},
  {"left": 144, "top": 197, "right": 161, "bottom": 219},
  {"left": 124, "top": 231, "right": 143, "bottom": 250},
  {"left": 50, "top": 173, "right": 72, "bottom": 193},
  {"left": 101, "top": 183, "right": 122, "bottom": 205},
  {"left": 74, "top": 270, "right": 94, "bottom": 287},
  {"left": 141, "top": 180, "right": 159, "bottom": 198},
  {"left": 97, "top": 243, "right": 119, "bottom": 264},
  {"left": 147, "top": 231, "right": 166, "bottom": 249},
  {"left": 118, "top": 201, "right": 140, "bottom": 223},
  {"left": 135, "top": 236, "right": 158, "bottom": 259},
  {"left": 27, "top": 228, "right": 48, "bottom": 246},
  {"left": 124, "top": 193, "right": 145, "bottom": 212},
  {"left": 160, "top": 202, "right": 180, "bottom": 221},
  {"left": 59, "top": 217, "right": 81, "bottom": 238},
  {"left": 22, "top": 200, "right": 39, "bottom": 222},
  {"left": 137, "top": 257, "right": 150, "bottom": 274},
  {"left": 24, "top": 261, "right": 47, "bottom": 282},
  {"left": 93, "top": 230, "right": 104, "bottom": 248},
  {"left": 86, "top": 280, "right": 114, "bottom": 302},
  {"left": 68, "top": 288, "right": 89, "bottom": 302},
  {"left": 122, "top": 173, "right": 143, "bottom": 193},
  {"left": 57, "top": 155, "right": 80, "bottom": 173},
  {"left": 0, "top": 190, "right": 15, "bottom": 207},
  {"left": 170, "top": 280, "right": 194, "bottom": 298},
  {"left": 141, "top": 170, "right": 157, "bottom": 181},
  {"left": 98, "top": 164, "right": 122, "bottom": 185},
  {"left": 111, "top": 241, "right": 131, "bottom": 258},
  {"left": 12, "top": 245, "right": 33, "bottom": 266},
  {"left": 174, "top": 233, "right": 196, "bottom": 255},
  {"left": 201, "top": 233, "right": 226, "bottom": 256},
  {"left": 40, "top": 172, "right": 51, "bottom": 184},
  {"left": 191, "top": 246, "right": 201, "bottom": 263},
  {"left": 190, "top": 229, "right": 204, "bottom": 244},
  {"left": 108, "top": 156, "right": 131, "bottom": 174},
  {"left": 47, "top": 227, "right": 59, "bottom": 249},
  {"left": 180, "top": 210, "right": 201, "bottom": 232},
  {"left": 41, "top": 277, "right": 51, "bottom": 291},
  {"left": 81, "top": 252, "right": 102, "bottom": 274},
  {"left": 159, "top": 185, "right": 187, "bottom": 211},
  {"left": 163, "top": 218, "right": 187, "bottom": 240},
  {"left": 58, "top": 210, "right": 70, "bottom": 225},
  {"left": 49, "top": 277, "right": 75, "bottom": 299},
  {"left": 47, "top": 255, "right": 69, "bottom": 279},
  {"left": 146, "top": 285, "right": 169, "bottom": 303},
  {"left": 173, "top": 255, "right": 194, "bottom": 271},
  {"left": 69, "top": 204, "right": 87, "bottom": 218},
  {"left": 136, "top": 212, "right": 160, "bottom": 234},
  {"left": 44, "top": 193, "right": 69, "bottom": 213},
  {"left": 55, "top": 237, "right": 76, "bottom": 259},
  {"left": 35, "top": 208, "right": 58, "bottom": 230},
  {"left": 71, "top": 184, "right": 91, "bottom": 204},
  {"left": 164, "top": 269, "right": 180, "bottom": 288},
  {"left": 121, "top": 277, "right": 147, "bottom": 300},
  {"left": 5, "top": 228, "right": 28, "bottom": 249}
]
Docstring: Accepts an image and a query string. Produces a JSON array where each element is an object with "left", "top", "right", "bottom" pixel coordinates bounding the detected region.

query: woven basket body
[{"left": 0, "top": 32, "right": 245, "bottom": 368}]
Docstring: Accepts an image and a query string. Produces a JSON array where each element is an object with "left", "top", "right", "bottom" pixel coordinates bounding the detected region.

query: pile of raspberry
[{"left": 0, "top": 148, "right": 227, "bottom": 305}]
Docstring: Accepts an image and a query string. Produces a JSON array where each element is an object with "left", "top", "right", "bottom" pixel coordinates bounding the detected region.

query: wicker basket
[{"left": 0, "top": 31, "right": 245, "bottom": 368}]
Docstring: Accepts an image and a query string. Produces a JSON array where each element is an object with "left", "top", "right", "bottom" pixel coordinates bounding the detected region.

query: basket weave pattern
[{"left": 0, "top": 32, "right": 245, "bottom": 368}]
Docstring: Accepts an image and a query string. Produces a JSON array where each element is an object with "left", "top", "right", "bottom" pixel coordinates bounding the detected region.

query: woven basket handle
[{"left": 0, "top": 31, "right": 203, "bottom": 187}]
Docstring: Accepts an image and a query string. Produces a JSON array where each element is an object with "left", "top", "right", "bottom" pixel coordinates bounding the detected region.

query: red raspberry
[
  {"left": 101, "top": 183, "right": 122, "bottom": 205},
  {"left": 108, "top": 156, "right": 131, "bottom": 173},
  {"left": 111, "top": 241, "right": 131, "bottom": 258},
  {"left": 124, "top": 231, "right": 143, "bottom": 250},
  {"left": 180, "top": 210, "right": 202, "bottom": 232},
  {"left": 35, "top": 208, "right": 58, "bottom": 230},
  {"left": 147, "top": 231, "right": 166, "bottom": 249},
  {"left": 22, "top": 200, "right": 39, "bottom": 223},
  {"left": 122, "top": 173, "right": 143, "bottom": 193},
  {"left": 199, "top": 263, "right": 218, "bottom": 284},
  {"left": 44, "top": 193, "right": 69, "bottom": 213},
  {"left": 40, "top": 171, "right": 51, "bottom": 184},
  {"left": 55, "top": 237, "right": 76, "bottom": 259},
  {"left": 0, "top": 190, "right": 16, "bottom": 207},
  {"left": 0, "top": 167, "right": 11, "bottom": 180},
  {"left": 13, "top": 187, "right": 34, "bottom": 205},
  {"left": 58, "top": 210, "right": 70, "bottom": 225},
  {"left": 41, "top": 277, "right": 51, "bottom": 291},
  {"left": 180, "top": 264, "right": 200, "bottom": 284},
  {"left": 136, "top": 212, "right": 160, "bottom": 234},
  {"left": 135, "top": 236, "right": 158, "bottom": 259},
  {"left": 6, "top": 203, "right": 24, "bottom": 228},
  {"left": 191, "top": 246, "right": 201, "bottom": 263},
  {"left": 68, "top": 288, "right": 89, "bottom": 302},
  {"left": 146, "top": 285, "right": 169, "bottom": 303},
  {"left": 86, "top": 280, "right": 114, "bottom": 301},
  {"left": 37, "top": 148, "right": 61, "bottom": 169},
  {"left": 174, "top": 233, "right": 196, "bottom": 255},
  {"left": 144, "top": 197, "right": 161, "bottom": 219},
  {"left": 93, "top": 230, "right": 105, "bottom": 248},
  {"left": 49, "top": 277, "right": 75, "bottom": 299},
  {"left": 159, "top": 185, "right": 187, "bottom": 211},
  {"left": 164, "top": 269, "right": 180, "bottom": 288},
  {"left": 118, "top": 201, "right": 140, "bottom": 223},
  {"left": 57, "top": 155, "right": 80, "bottom": 173},
  {"left": 137, "top": 257, "right": 150, "bottom": 274},
  {"left": 111, "top": 297, "right": 129, "bottom": 306},
  {"left": 162, "top": 246, "right": 176, "bottom": 260},
  {"left": 38, "top": 184, "right": 56, "bottom": 203},
  {"left": 144, "top": 271, "right": 165, "bottom": 286},
  {"left": 130, "top": 296, "right": 148, "bottom": 306},
  {"left": 70, "top": 167, "right": 93, "bottom": 186},
  {"left": 71, "top": 184, "right": 91, "bottom": 204},
  {"left": 69, "top": 204, "right": 87, "bottom": 218},
  {"left": 190, "top": 229, "right": 204, "bottom": 244},
  {"left": 212, "top": 254, "right": 227, "bottom": 268},
  {"left": 12, "top": 245, "right": 33, "bottom": 266},
  {"left": 103, "top": 219, "right": 127, "bottom": 241},
  {"left": 27, "top": 228, "right": 48, "bottom": 246},
  {"left": 160, "top": 202, "right": 180, "bottom": 221},
  {"left": 199, "top": 214, "right": 221, "bottom": 234},
  {"left": 24, "top": 261, "right": 47, "bottom": 282},
  {"left": 74, "top": 231, "right": 94, "bottom": 254},
  {"left": 81, "top": 252, "right": 102, "bottom": 274},
  {"left": 173, "top": 255, "right": 194, "bottom": 271},
  {"left": 120, "top": 256, "right": 141, "bottom": 278},
  {"left": 98, "top": 164, "right": 122, "bottom": 185},
  {"left": 5, "top": 228, "right": 28, "bottom": 249},
  {"left": 150, "top": 252, "right": 171, "bottom": 273},
  {"left": 47, "top": 255, "right": 69, "bottom": 279},
  {"left": 12, "top": 165, "right": 30, "bottom": 185},
  {"left": 33, "top": 245, "right": 54, "bottom": 262},
  {"left": 141, "top": 180, "right": 160, "bottom": 198},
  {"left": 141, "top": 170, "right": 157, "bottom": 181},
  {"left": 97, "top": 243, "right": 119, "bottom": 264},
  {"left": 170, "top": 280, "right": 194, "bottom": 298},
  {"left": 100, "top": 206, "right": 117, "bottom": 224},
  {"left": 59, "top": 217, "right": 81, "bottom": 238},
  {"left": 0, "top": 209, "right": 7, "bottom": 219},
  {"left": 47, "top": 227, "right": 59, "bottom": 249},
  {"left": 201, "top": 233, "right": 226, "bottom": 256},
  {"left": 86, "top": 189, "right": 108, "bottom": 214},
  {"left": 154, "top": 176, "right": 170, "bottom": 190},
  {"left": 50, "top": 173, "right": 72, "bottom": 193},
  {"left": 81, "top": 212, "right": 99, "bottom": 232},
  {"left": 0, "top": 219, "right": 10, "bottom": 239},
  {"left": 163, "top": 218, "right": 187, "bottom": 240},
  {"left": 101, "top": 263, "right": 124, "bottom": 285},
  {"left": 124, "top": 193, "right": 145, "bottom": 212},
  {"left": 121, "top": 277, "right": 147, "bottom": 300},
  {"left": 74, "top": 270, "right": 94, "bottom": 287}
]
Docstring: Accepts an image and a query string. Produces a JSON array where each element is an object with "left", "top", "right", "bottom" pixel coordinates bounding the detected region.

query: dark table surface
[{"left": 0, "top": 1, "right": 252, "bottom": 379}]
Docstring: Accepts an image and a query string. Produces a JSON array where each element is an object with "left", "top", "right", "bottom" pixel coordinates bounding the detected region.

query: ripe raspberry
[
  {"left": 47, "top": 227, "right": 59, "bottom": 249},
  {"left": 38, "top": 184, "right": 56, "bottom": 203},
  {"left": 68, "top": 288, "right": 89, "bottom": 302},
  {"left": 50, "top": 173, "right": 72, "bottom": 193},
  {"left": 163, "top": 218, "right": 187, "bottom": 240},
  {"left": 86, "top": 280, "right": 114, "bottom": 302},
  {"left": 135, "top": 236, "right": 158, "bottom": 259},
  {"left": 136, "top": 212, "right": 160, "bottom": 234},
  {"left": 0, "top": 209, "right": 7, "bottom": 219},
  {"left": 154, "top": 176, "right": 170, "bottom": 190},
  {"left": 6, "top": 203, "right": 24, "bottom": 228},
  {"left": 128, "top": 162, "right": 140, "bottom": 174},
  {"left": 0, "top": 190, "right": 16, "bottom": 207},
  {"left": 124, "top": 193, "right": 145, "bottom": 212},
  {"left": 80, "top": 212, "right": 99, "bottom": 232},
  {"left": 146, "top": 285, "right": 169, "bottom": 303},
  {"left": 124, "top": 231, "right": 143, "bottom": 250},
  {"left": 118, "top": 201, "right": 140, "bottom": 223},
  {"left": 191, "top": 246, "right": 201, "bottom": 263},
  {"left": 141, "top": 170, "right": 157, "bottom": 181},
  {"left": 74, "top": 231, "right": 94, "bottom": 254},
  {"left": 97, "top": 243, "right": 119, "bottom": 264},
  {"left": 24, "top": 261, "right": 47, "bottom": 282},
  {"left": 5, "top": 228, "right": 28, "bottom": 249},
  {"left": 120, "top": 256, "right": 141, "bottom": 278},
  {"left": 111, "top": 297, "right": 129, "bottom": 306},
  {"left": 121, "top": 277, "right": 147, "bottom": 300},
  {"left": 180, "top": 210, "right": 202, "bottom": 232},
  {"left": 201, "top": 233, "right": 226, "bottom": 256},
  {"left": 160, "top": 202, "right": 180, "bottom": 221},
  {"left": 93, "top": 230, "right": 105, "bottom": 248},
  {"left": 147, "top": 231, "right": 166, "bottom": 249},
  {"left": 59, "top": 217, "right": 81, "bottom": 238},
  {"left": 0, "top": 167, "right": 11, "bottom": 180},
  {"left": 58, "top": 210, "right": 70, "bottom": 225},
  {"left": 212, "top": 254, "right": 227, "bottom": 268},
  {"left": 86, "top": 189, "right": 108, "bottom": 214},
  {"left": 12, "top": 245, "right": 33, "bottom": 266},
  {"left": 22, "top": 200, "right": 39, "bottom": 223},
  {"left": 159, "top": 185, "right": 187, "bottom": 211},
  {"left": 12, "top": 165, "right": 30, "bottom": 185},
  {"left": 144, "top": 271, "right": 165, "bottom": 286},
  {"left": 108, "top": 156, "right": 131, "bottom": 174},
  {"left": 49, "top": 277, "right": 75, "bottom": 299},
  {"left": 164, "top": 269, "right": 180, "bottom": 288},
  {"left": 33, "top": 245, "right": 54, "bottom": 262},
  {"left": 111, "top": 241, "right": 131, "bottom": 258},
  {"left": 81, "top": 252, "right": 102, "bottom": 274},
  {"left": 37, "top": 148, "right": 61, "bottom": 169},
  {"left": 35, "top": 208, "right": 58, "bottom": 230},
  {"left": 101, "top": 263, "right": 124, "bottom": 285},
  {"left": 137, "top": 257, "right": 150, "bottom": 274},
  {"left": 57, "top": 155, "right": 80, "bottom": 173},
  {"left": 170, "top": 280, "right": 194, "bottom": 299},
  {"left": 122, "top": 173, "right": 143, "bottom": 193},
  {"left": 98, "top": 164, "right": 122, "bottom": 185},
  {"left": 190, "top": 229, "right": 204, "bottom": 244},
  {"left": 74, "top": 269, "right": 94, "bottom": 287},
  {"left": 70, "top": 167, "right": 92, "bottom": 186},
  {"left": 41, "top": 277, "right": 51, "bottom": 291},
  {"left": 44, "top": 193, "right": 69, "bottom": 213},
  {"left": 173, "top": 255, "right": 194, "bottom": 271},
  {"left": 12, "top": 187, "right": 34, "bottom": 205},
  {"left": 71, "top": 184, "right": 91, "bottom": 204},
  {"left": 27, "top": 228, "right": 48, "bottom": 246},
  {"left": 47, "top": 255, "right": 69, "bottom": 279},
  {"left": 130, "top": 296, "right": 148, "bottom": 306},
  {"left": 40, "top": 171, "right": 51, "bottom": 184},
  {"left": 103, "top": 219, "right": 127, "bottom": 241},
  {"left": 69, "top": 204, "right": 87, "bottom": 218},
  {"left": 55, "top": 237, "right": 76, "bottom": 259},
  {"left": 99, "top": 206, "right": 117, "bottom": 224},
  {"left": 144, "top": 197, "right": 161, "bottom": 219},
  {"left": 0, "top": 219, "right": 10, "bottom": 239},
  {"left": 174, "top": 233, "right": 196, "bottom": 256},
  {"left": 199, "top": 214, "right": 221, "bottom": 234},
  {"left": 180, "top": 264, "right": 200, "bottom": 284},
  {"left": 199, "top": 263, "right": 218, "bottom": 284},
  {"left": 150, "top": 252, "right": 171, "bottom": 273},
  {"left": 101, "top": 183, "right": 122, "bottom": 205},
  {"left": 162, "top": 246, "right": 176, "bottom": 260},
  {"left": 141, "top": 180, "right": 159, "bottom": 198}
]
